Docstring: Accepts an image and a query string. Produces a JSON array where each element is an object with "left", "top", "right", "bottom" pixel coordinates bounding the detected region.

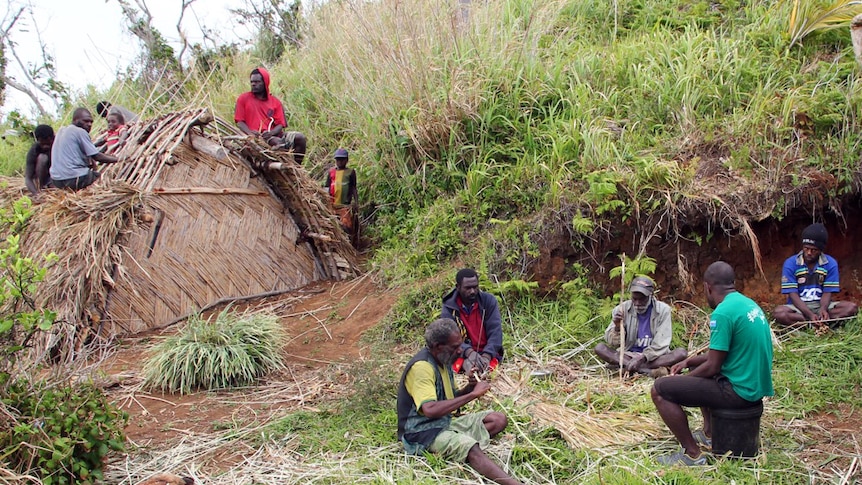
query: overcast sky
[{"left": 3, "top": 0, "right": 251, "bottom": 118}]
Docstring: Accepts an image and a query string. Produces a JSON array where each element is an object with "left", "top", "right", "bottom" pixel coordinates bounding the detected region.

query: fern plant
[
  {"left": 788, "top": 0, "right": 862, "bottom": 48},
  {"left": 142, "top": 309, "right": 285, "bottom": 394},
  {"left": 609, "top": 254, "right": 658, "bottom": 304}
]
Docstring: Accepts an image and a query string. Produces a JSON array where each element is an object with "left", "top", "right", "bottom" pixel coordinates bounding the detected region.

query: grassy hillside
[
  {"left": 6, "top": 0, "right": 861, "bottom": 285},
  {"left": 4, "top": 0, "right": 862, "bottom": 482},
  {"left": 275, "top": 0, "right": 862, "bottom": 286}
]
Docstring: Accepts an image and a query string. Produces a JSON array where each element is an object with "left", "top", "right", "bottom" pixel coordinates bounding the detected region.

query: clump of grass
[
  {"left": 0, "top": 135, "right": 32, "bottom": 177},
  {"left": 142, "top": 309, "right": 285, "bottom": 394}
]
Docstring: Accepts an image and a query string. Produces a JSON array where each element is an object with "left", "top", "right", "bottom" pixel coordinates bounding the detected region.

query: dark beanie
[{"left": 801, "top": 223, "right": 828, "bottom": 250}]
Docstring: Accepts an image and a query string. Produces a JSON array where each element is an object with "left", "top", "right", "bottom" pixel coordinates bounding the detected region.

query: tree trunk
[{"left": 852, "top": 14, "right": 862, "bottom": 70}]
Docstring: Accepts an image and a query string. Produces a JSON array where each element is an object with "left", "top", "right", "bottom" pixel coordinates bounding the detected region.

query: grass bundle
[
  {"left": 528, "top": 401, "right": 662, "bottom": 449},
  {"left": 142, "top": 309, "right": 286, "bottom": 394}
]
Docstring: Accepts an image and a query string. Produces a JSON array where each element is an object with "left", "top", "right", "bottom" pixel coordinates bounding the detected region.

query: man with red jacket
[
  {"left": 440, "top": 268, "right": 503, "bottom": 375},
  {"left": 235, "top": 67, "right": 307, "bottom": 163}
]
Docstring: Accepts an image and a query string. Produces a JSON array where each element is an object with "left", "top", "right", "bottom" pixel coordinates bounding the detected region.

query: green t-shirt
[{"left": 709, "top": 291, "right": 774, "bottom": 401}]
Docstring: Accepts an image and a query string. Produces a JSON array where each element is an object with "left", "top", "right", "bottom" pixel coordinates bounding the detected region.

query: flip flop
[{"left": 693, "top": 429, "right": 712, "bottom": 448}]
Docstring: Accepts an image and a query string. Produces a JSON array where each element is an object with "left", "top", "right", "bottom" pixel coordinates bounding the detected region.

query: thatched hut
[{"left": 3, "top": 109, "right": 359, "bottom": 360}]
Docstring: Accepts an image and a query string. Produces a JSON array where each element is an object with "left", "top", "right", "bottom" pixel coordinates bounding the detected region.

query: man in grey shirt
[{"left": 50, "top": 108, "right": 121, "bottom": 190}]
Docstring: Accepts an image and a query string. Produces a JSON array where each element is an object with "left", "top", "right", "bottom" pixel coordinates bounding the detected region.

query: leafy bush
[
  {"left": 0, "top": 379, "right": 127, "bottom": 485},
  {"left": 0, "top": 197, "right": 126, "bottom": 484},
  {"left": 142, "top": 309, "right": 286, "bottom": 393}
]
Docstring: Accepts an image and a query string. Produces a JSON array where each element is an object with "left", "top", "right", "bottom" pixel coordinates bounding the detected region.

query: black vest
[{"left": 396, "top": 348, "right": 453, "bottom": 452}]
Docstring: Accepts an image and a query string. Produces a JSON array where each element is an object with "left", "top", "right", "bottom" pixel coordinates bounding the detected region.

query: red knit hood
[{"left": 255, "top": 67, "right": 272, "bottom": 96}]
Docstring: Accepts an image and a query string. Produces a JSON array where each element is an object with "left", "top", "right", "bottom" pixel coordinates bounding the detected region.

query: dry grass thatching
[{"left": 1, "top": 109, "right": 360, "bottom": 363}]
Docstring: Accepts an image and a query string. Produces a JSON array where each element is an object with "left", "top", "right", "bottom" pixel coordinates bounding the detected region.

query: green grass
[
  {"left": 0, "top": 136, "right": 32, "bottom": 177},
  {"left": 142, "top": 309, "right": 286, "bottom": 394}
]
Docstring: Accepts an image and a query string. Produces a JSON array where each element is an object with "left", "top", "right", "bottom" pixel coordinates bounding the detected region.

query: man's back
[
  {"left": 50, "top": 125, "right": 97, "bottom": 180},
  {"left": 25, "top": 142, "right": 52, "bottom": 189},
  {"left": 710, "top": 291, "right": 774, "bottom": 401}
]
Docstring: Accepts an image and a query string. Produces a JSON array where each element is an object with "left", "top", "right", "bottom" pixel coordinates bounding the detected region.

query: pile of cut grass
[{"left": 142, "top": 309, "right": 285, "bottom": 394}]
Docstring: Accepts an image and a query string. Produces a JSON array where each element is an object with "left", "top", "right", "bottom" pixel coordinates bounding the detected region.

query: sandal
[{"left": 692, "top": 429, "right": 712, "bottom": 448}]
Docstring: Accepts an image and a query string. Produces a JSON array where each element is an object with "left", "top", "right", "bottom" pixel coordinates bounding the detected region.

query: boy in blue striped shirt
[{"left": 773, "top": 223, "right": 857, "bottom": 326}]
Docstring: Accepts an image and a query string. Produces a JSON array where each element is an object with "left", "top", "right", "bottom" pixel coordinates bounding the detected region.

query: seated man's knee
[
  {"left": 294, "top": 133, "right": 307, "bottom": 152},
  {"left": 594, "top": 343, "right": 609, "bottom": 354},
  {"left": 484, "top": 411, "right": 507, "bottom": 434},
  {"left": 772, "top": 306, "right": 793, "bottom": 324},
  {"left": 650, "top": 383, "right": 662, "bottom": 402}
]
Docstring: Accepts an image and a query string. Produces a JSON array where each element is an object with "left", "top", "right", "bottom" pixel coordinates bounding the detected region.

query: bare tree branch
[
  {"left": 8, "top": 39, "right": 57, "bottom": 101},
  {"left": 0, "top": 6, "right": 25, "bottom": 43},
  {"left": 0, "top": 4, "right": 53, "bottom": 116},
  {"left": 175, "top": 0, "right": 198, "bottom": 71},
  {"left": 4, "top": 75, "right": 47, "bottom": 115}
]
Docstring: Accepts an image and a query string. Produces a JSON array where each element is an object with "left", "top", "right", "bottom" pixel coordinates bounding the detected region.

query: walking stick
[{"left": 619, "top": 254, "right": 626, "bottom": 381}]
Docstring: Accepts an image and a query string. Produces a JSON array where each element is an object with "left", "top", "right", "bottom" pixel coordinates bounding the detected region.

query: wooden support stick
[
  {"left": 619, "top": 254, "right": 626, "bottom": 381},
  {"left": 152, "top": 187, "right": 268, "bottom": 195}
]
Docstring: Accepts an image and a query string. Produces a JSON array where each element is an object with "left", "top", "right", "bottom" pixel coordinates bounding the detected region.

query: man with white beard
[
  {"left": 396, "top": 318, "right": 522, "bottom": 485},
  {"left": 594, "top": 275, "right": 687, "bottom": 377}
]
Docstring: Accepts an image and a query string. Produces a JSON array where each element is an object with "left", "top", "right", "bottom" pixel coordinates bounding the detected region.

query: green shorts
[{"left": 428, "top": 411, "right": 492, "bottom": 462}]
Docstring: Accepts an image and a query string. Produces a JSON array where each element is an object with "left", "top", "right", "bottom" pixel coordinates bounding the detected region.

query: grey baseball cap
[{"left": 629, "top": 276, "right": 655, "bottom": 297}]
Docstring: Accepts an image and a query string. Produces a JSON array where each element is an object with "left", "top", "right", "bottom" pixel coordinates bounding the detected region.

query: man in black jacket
[{"left": 440, "top": 268, "right": 503, "bottom": 375}]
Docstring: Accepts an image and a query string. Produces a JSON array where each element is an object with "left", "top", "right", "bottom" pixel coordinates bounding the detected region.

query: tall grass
[{"left": 0, "top": 136, "right": 32, "bottom": 177}]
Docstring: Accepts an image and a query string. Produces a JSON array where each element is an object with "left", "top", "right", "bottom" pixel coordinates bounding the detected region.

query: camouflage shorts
[{"left": 427, "top": 410, "right": 492, "bottom": 462}]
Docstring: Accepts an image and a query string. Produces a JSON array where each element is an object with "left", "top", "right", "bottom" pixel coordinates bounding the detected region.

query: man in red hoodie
[{"left": 235, "top": 67, "right": 307, "bottom": 163}]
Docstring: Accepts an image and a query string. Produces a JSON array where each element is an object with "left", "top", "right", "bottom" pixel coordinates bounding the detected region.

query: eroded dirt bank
[{"left": 533, "top": 197, "right": 862, "bottom": 310}]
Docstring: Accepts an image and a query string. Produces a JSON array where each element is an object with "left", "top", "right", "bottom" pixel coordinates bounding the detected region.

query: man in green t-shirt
[{"left": 650, "top": 261, "right": 774, "bottom": 466}]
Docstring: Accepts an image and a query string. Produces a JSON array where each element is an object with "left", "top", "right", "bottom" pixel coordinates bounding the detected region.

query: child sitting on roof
[{"left": 94, "top": 112, "right": 129, "bottom": 154}]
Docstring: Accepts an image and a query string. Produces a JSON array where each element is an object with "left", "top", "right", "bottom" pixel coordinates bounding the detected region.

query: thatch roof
[{"left": 2, "top": 109, "right": 359, "bottom": 362}]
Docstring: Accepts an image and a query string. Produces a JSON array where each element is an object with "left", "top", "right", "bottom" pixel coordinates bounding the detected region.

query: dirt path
[{"left": 101, "top": 276, "right": 396, "bottom": 449}]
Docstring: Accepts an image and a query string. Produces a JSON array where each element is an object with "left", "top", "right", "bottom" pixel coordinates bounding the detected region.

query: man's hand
[
  {"left": 625, "top": 353, "right": 646, "bottom": 373},
  {"left": 469, "top": 381, "right": 491, "bottom": 398},
  {"left": 818, "top": 308, "right": 830, "bottom": 321},
  {"left": 612, "top": 308, "right": 623, "bottom": 329},
  {"left": 475, "top": 353, "right": 493, "bottom": 373},
  {"left": 670, "top": 359, "right": 688, "bottom": 375},
  {"left": 462, "top": 349, "right": 479, "bottom": 375}
]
